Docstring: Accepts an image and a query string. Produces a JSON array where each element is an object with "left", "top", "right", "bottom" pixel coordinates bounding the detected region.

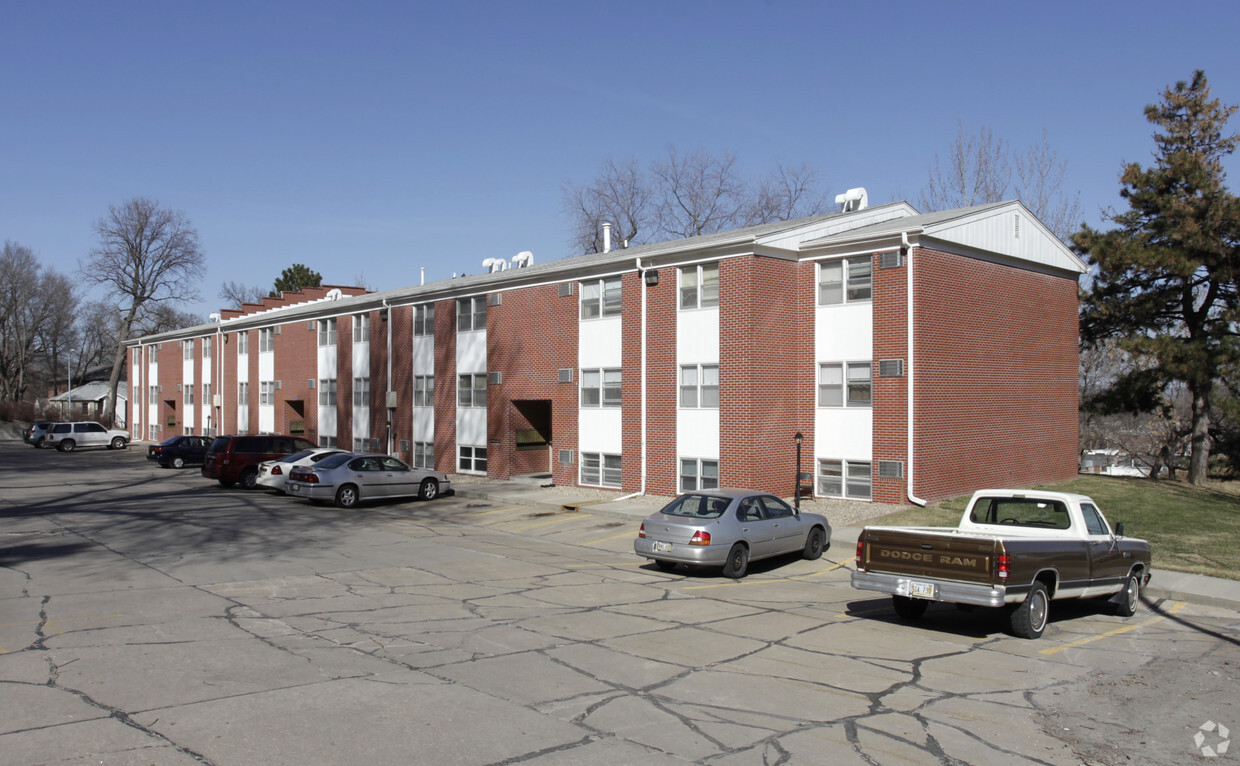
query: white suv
[{"left": 44, "top": 422, "right": 130, "bottom": 452}]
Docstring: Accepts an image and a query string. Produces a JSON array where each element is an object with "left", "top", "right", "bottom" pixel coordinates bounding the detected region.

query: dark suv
[{"left": 202, "top": 434, "right": 317, "bottom": 489}]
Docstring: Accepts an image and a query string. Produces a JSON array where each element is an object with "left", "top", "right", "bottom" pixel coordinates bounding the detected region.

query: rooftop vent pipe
[
  {"left": 512, "top": 251, "right": 533, "bottom": 268},
  {"left": 835, "top": 187, "right": 869, "bottom": 212},
  {"left": 602, "top": 222, "right": 612, "bottom": 253},
  {"left": 482, "top": 258, "right": 508, "bottom": 273}
]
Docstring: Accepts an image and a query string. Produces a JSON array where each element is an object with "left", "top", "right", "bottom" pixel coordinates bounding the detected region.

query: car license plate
[
  {"left": 909, "top": 581, "right": 935, "bottom": 599},
  {"left": 653, "top": 541, "right": 672, "bottom": 553},
  {"left": 289, "top": 484, "right": 301, "bottom": 494}
]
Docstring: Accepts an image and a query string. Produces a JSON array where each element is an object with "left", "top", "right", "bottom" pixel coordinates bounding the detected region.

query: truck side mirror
[{"left": 1115, "top": 521, "right": 1125, "bottom": 537}]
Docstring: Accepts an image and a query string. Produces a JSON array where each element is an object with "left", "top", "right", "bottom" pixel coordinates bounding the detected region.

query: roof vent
[
  {"left": 482, "top": 258, "right": 508, "bottom": 273},
  {"left": 835, "top": 187, "right": 869, "bottom": 213},
  {"left": 512, "top": 251, "right": 533, "bottom": 268},
  {"left": 326, "top": 288, "right": 343, "bottom": 300}
]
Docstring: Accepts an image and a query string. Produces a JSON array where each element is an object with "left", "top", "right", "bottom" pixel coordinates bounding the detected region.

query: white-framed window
[
  {"left": 679, "top": 364, "right": 719, "bottom": 408},
  {"left": 148, "top": 424, "right": 159, "bottom": 440},
  {"left": 184, "top": 386, "right": 194, "bottom": 405},
  {"left": 679, "top": 262, "right": 720, "bottom": 309},
  {"left": 459, "top": 445, "right": 487, "bottom": 473},
  {"left": 580, "top": 368, "right": 621, "bottom": 407},
  {"left": 237, "top": 331, "right": 248, "bottom": 355},
  {"left": 680, "top": 458, "right": 720, "bottom": 493},
  {"left": 183, "top": 340, "right": 194, "bottom": 360},
  {"left": 581, "top": 452, "right": 622, "bottom": 488},
  {"left": 457, "top": 297, "right": 487, "bottom": 332},
  {"left": 258, "top": 328, "right": 274, "bottom": 353},
  {"left": 818, "top": 257, "right": 872, "bottom": 305},
  {"left": 202, "top": 383, "right": 211, "bottom": 406},
  {"left": 318, "top": 378, "right": 337, "bottom": 406},
  {"left": 184, "top": 426, "right": 193, "bottom": 436},
  {"left": 353, "top": 437, "right": 369, "bottom": 452},
  {"left": 318, "top": 318, "right": 337, "bottom": 347},
  {"left": 818, "top": 362, "right": 872, "bottom": 407},
  {"left": 581, "top": 277, "right": 622, "bottom": 319},
  {"left": 203, "top": 336, "right": 212, "bottom": 355},
  {"left": 353, "top": 377, "right": 369, "bottom": 407},
  {"left": 414, "top": 304, "right": 435, "bottom": 336},
  {"left": 413, "top": 441, "right": 434, "bottom": 469},
  {"left": 353, "top": 313, "right": 369, "bottom": 343},
  {"left": 413, "top": 375, "right": 435, "bottom": 407},
  {"left": 319, "top": 435, "right": 337, "bottom": 447},
  {"left": 259, "top": 381, "right": 275, "bottom": 406},
  {"left": 238, "top": 380, "right": 249, "bottom": 404},
  {"left": 458, "top": 373, "right": 487, "bottom": 408},
  {"left": 818, "top": 459, "right": 872, "bottom": 500},
  {"left": 150, "top": 345, "right": 159, "bottom": 363},
  {"left": 149, "top": 385, "right": 158, "bottom": 402}
]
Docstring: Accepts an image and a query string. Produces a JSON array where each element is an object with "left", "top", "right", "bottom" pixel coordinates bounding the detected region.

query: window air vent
[
  {"left": 307, "top": 379, "right": 315, "bottom": 389},
  {"left": 558, "top": 449, "right": 574, "bottom": 465},
  {"left": 878, "top": 460, "right": 905, "bottom": 479},
  {"left": 558, "top": 283, "right": 573, "bottom": 297},
  {"left": 274, "top": 326, "right": 281, "bottom": 335},
  {"left": 879, "top": 359, "right": 905, "bottom": 377},
  {"left": 307, "top": 321, "right": 315, "bottom": 330},
  {"left": 275, "top": 380, "right": 282, "bottom": 390},
  {"left": 488, "top": 371, "right": 502, "bottom": 385},
  {"left": 879, "top": 251, "right": 904, "bottom": 269},
  {"left": 558, "top": 368, "right": 574, "bottom": 383},
  {"left": 400, "top": 439, "right": 410, "bottom": 452},
  {"left": 1014, "top": 213, "right": 1021, "bottom": 239},
  {"left": 488, "top": 293, "right": 502, "bottom": 306}
]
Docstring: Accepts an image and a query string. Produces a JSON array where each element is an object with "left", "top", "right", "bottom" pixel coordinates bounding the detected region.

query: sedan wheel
[
  {"left": 335, "top": 484, "right": 359, "bottom": 509},
  {"left": 721, "top": 543, "right": 749, "bottom": 579},
  {"left": 172, "top": 456, "right": 186, "bottom": 469},
  {"left": 803, "top": 527, "right": 826, "bottom": 560},
  {"left": 418, "top": 478, "right": 439, "bottom": 501}
]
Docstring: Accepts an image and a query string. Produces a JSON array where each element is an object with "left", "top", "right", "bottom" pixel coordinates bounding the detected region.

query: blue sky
[{"left": 4, "top": 1, "right": 1239, "bottom": 318}]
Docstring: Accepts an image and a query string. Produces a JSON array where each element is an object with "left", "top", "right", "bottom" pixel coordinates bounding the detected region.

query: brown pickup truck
[{"left": 851, "top": 489, "right": 1152, "bottom": 638}]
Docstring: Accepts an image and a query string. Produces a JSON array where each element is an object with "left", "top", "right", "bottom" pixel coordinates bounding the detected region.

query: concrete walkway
[{"left": 453, "top": 479, "right": 1240, "bottom": 611}]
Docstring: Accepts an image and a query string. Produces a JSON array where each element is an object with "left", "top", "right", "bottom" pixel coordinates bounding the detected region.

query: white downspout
[
  {"left": 614, "top": 258, "right": 649, "bottom": 501},
  {"left": 904, "top": 232, "right": 927, "bottom": 507},
  {"left": 384, "top": 298, "right": 393, "bottom": 455}
]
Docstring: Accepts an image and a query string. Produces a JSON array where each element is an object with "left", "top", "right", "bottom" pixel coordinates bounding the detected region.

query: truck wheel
[
  {"left": 58, "top": 439, "right": 76, "bottom": 453},
  {"left": 1009, "top": 582, "right": 1049, "bottom": 639},
  {"left": 1110, "top": 572, "right": 1140, "bottom": 617},
  {"left": 892, "top": 595, "right": 928, "bottom": 620},
  {"left": 802, "top": 527, "right": 826, "bottom": 560},
  {"left": 721, "top": 543, "right": 749, "bottom": 578},
  {"left": 110, "top": 436, "right": 127, "bottom": 450}
]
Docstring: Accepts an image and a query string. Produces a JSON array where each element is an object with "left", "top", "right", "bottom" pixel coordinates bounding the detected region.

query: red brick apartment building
[{"left": 127, "top": 199, "right": 1085, "bottom": 504}]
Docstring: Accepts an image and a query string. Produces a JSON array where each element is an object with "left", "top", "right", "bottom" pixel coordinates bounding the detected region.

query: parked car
[
  {"left": 147, "top": 435, "right": 212, "bottom": 468},
  {"left": 634, "top": 488, "right": 831, "bottom": 578},
  {"left": 202, "top": 434, "right": 317, "bottom": 489},
  {"left": 43, "top": 421, "right": 130, "bottom": 452},
  {"left": 24, "top": 421, "right": 54, "bottom": 447},
  {"left": 257, "top": 448, "right": 348, "bottom": 493},
  {"left": 285, "top": 453, "right": 451, "bottom": 508}
]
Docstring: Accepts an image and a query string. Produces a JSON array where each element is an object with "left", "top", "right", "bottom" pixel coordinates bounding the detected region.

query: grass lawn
[{"left": 867, "top": 474, "right": 1240, "bottom": 581}]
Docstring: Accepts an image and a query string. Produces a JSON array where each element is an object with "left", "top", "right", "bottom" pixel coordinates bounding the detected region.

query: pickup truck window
[
  {"left": 1080, "top": 503, "right": 1108, "bottom": 535},
  {"left": 969, "top": 498, "right": 1071, "bottom": 529}
]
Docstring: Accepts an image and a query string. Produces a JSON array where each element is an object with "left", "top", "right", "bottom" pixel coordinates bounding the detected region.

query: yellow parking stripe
[
  {"left": 684, "top": 559, "right": 849, "bottom": 590},
  {"left": 508, "top": 514, "right": 585, "bottom": 533},
  {"left": 584, "top": 531, "right": 637, "bottom": 546},
  {"left": 1038, "top": 601, "right": 1186, "bottom": 655},
  {"left": 462, "top": 505, "right": 525, "bottom": 517}
]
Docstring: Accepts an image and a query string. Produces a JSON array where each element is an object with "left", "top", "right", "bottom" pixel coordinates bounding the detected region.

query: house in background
[
  {"left": 49, "top": 380, "right": 127, "bottom": 427},
  {"left": 125, "top": 196, "right": 1085, "bottom": 504}
]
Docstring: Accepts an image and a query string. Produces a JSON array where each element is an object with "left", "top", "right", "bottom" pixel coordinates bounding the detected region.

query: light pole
[{"left": 794, "top": 432, "right": 803, "bottom": 512}]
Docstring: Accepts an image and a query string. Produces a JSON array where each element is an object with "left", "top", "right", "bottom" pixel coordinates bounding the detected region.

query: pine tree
[
  {"left": 271, "top": 264, "right": 323, "bottom": 297},
  {"left": 1075, "top": 71, "right": 1240, "bottom": 484}
]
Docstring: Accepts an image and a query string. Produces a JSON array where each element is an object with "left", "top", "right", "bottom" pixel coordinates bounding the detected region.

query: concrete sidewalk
[{"left": 453, "top": 479, "right": 1240, "bottom": 612}]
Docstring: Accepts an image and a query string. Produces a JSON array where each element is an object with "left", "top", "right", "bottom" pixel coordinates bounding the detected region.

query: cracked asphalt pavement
[{"left": 2, "top": 445, "right": 1238, "bottom": 765}]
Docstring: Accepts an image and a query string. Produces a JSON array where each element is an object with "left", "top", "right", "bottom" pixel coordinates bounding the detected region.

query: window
[
  {"left": 1081, "top": 503, "right": 1108, "bottom": 536},
  {"left": 150, "top": 345, "right": 159, "bottom": 363},
  {"left": 184, "top": 386, "right": 194, "bottom": 405},
  {"left": 203, "top": 337, "right": 212, "bottom": 355},
  {"left": 413, "top": 441, "right": 434, "bottom": 469},
  {"left": 319, "top": 435, "right": 337, "bottom": 447},
  {"left": 237, "top": 331, "right": 248, "bottom": 355},
  {"left": 149, "top": 424, "right": 159, "bottom": 441},
  {"left": 414, "top": 304, "right": 435, "bottom": 336},
  {"left": 318, "top": 378, "right": 337, "bottom": 406},
  {"left": 580, "top": 368, "right": 621, "bottom": 407},
  {"left": 149, "top": 385, "right": 158, "bottom": 402},
  {"left": 259, "top": 381, "right": 275, "bottom": 406},
  {"left": 581, "top": 452, "right": 622, "bottom": 487},
  {"left": 203, "top": 383, "right": 211, "bottom": 406},
  {"left": 818, "top": 459, "right": 872, "bottom": 500},
  {"left": 818, "top": 362, "right": 871, "bottom": 407},
  {"left": 238, "top": 381, "right": 249, "bottom": 404},
  {"left": 353, "top": 377, "right": 370, "bottom": 407},
  {"left": 458, "top": 373, "right": 487, "bottom": 408},
  {"left": 183, "top": 340, "right": 194, "bottom": 360},
  {"left": 258, "top": 328, "right": 274, "bottom": 353},
  {"left": 679, "top": 262, "right": 720, "bottom": 309},
  {"left": 459, "top": 445, "right": 487, "bottom": 473},
  {"left": 581, "top": 277, "right": 622, "bottom": 319},
  {"left": 457, "top": 297, "right": 487, "bottom": 331},
  {"left": 679, "top": 364, "right": 719, "bottom": 408},
  {"left": 353, "top": 314, "right": 369, "bottom": 343},
  {"left": 680, "top": 458, "right": 720, "bottom": 492},
  {"left": 818, "top": 257, "right": 872, "bottom": 305},
  {"left": 413, "top": 375, "right": 435, "bottom": 407},
  {"left": 318, "top": 318, "right": 337, "bottom": 347}
]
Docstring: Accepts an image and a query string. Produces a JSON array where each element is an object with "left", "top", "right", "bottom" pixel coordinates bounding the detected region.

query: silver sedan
[
  {"left": 285, "top": 453, "right": 451, "bottom": 508},
  {"left": 257, "top": 448, "right": 347, "bottom": 493},
  {"left": 634, "top": 488, "right": 831, "bottom": 578}
]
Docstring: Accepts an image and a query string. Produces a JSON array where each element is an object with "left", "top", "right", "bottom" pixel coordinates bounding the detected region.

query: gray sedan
[
  {"left": 285, "top": 453, "right": 451, "bottom": 508},
  {"left": 634, "top": 488, "right": 831, "bottom": 578}
]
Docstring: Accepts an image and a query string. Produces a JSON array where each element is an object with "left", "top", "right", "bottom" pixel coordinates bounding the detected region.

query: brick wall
[
  {"left": 433, "top": 298, "right": 457, "bottom": 474},
  {"left": 639, "top": 266, "right": 679, "bottom": 496},
  {"left": 873, "top": 251, "right": 908, "bottom": 504},
  {"left": 275, "top": 320, "right": 318, "bottom": 441}
]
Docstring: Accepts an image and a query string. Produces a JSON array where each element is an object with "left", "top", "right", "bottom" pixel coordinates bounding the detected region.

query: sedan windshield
[{"left": 658, "top": 494, "right": 731, "bottom": 519}]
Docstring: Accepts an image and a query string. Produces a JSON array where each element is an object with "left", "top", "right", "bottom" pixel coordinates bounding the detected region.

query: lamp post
[{"left": 794, "top": 432, "right": 804, "bottom": 512}]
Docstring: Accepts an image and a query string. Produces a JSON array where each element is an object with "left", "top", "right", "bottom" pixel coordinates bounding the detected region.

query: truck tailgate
[{"left": 860, "top": 529, "right": 997, "bottom": 585}]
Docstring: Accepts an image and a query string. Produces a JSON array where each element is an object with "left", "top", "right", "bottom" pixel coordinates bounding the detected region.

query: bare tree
[
  {"left": 744, "top": 162, "right": 831, "bottom": 225},
  {"left": 34, "top": 271, "right": 81, "bottom": 395},
  {"left": 219, "top": 280, "right": 266, "bottom": 309},
  {"left": 919, "top": 122, "right": 1083, "bottom": 241},
  {"left": 562, "top": 157, "right": 654, "bottom": 254},
  {"left": 653, "top": 148, "right": 747, "bottom": 239},
  {"left": 0, "top": 241, "right": 66, "bottom": 401},
  {"left": 81, "top": 197, "right": 206, "bottom": 423}
]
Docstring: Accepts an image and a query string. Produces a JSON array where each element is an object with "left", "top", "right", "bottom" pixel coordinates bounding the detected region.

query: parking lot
[{"left": 2, "top": 444, "right": 1238, "bottom": 765}]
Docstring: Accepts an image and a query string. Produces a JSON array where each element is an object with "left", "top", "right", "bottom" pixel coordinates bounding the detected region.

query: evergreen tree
[
  {"left": 1075, "top": 71, "right": 1240, "bottom": 484},
  {"left": 271, "top": 264, "right": 323, "bottom": 297}
]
